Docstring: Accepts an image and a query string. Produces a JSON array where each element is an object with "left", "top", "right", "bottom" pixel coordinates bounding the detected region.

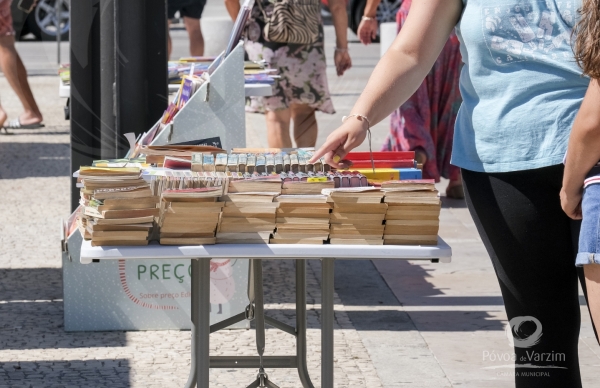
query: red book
[
  {"left": 349, "top": 160, "right": 415, "bottom": 169},
  {"left": 346, "top": 151, "right": 415, "bottom": 161}
]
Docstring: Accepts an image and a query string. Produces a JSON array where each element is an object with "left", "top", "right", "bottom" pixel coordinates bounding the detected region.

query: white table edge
[{"left": 79, "top": 238, "right": 452, "bottom": 264}]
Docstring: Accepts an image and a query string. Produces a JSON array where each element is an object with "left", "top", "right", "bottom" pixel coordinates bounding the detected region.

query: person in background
[
  {"left": 167, "top": 0, "right": 206, "bottom": 58},
  {"left": 359, "top": 0, "right": 463, "bottom": 198},
  {"left": 224, "top": 0, "right": 352, "bottom": 148},
  {"left": 356, "top": 0, "right": 380, "bottom": 45},
  {"left": 0, "top": 0, "right": 44, "bottom": 131},
  {"left": 561, "top": 0, "right": 600, "bottom": 340}
]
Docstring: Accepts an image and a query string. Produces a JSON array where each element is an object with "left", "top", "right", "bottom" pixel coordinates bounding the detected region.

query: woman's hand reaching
[{"left": 308, "top": 116, "right": 367, "bottom": 168}]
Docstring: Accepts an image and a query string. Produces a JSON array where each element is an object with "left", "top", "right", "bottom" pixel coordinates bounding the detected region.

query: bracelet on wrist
[
  {"left": 335, "top": 47, "right": 348, "bottom": 53},
  {"left": 361, "top": 16, "right": 376, "bottom": 21},
  {"left": 341, "top": 114, "right": 375, "bottom": 172}
]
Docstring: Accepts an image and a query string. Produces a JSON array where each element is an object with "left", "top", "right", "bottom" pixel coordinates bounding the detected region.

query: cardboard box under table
[{"left": 80, "top": 240, "right": 452, "bottom": 388}]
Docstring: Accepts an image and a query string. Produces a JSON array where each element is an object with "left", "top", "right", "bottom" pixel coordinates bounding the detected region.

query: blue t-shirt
[{"left": 453, "top": 0, "right": 590, "bottom": 172}]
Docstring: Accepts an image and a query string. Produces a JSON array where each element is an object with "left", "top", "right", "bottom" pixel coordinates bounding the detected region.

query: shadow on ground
[
  {"left": 0, "top": 142, "right": 70, "bottom": 179},
  {"left": 0, "top": 268, "right": 127, "bottom": 350},
  {"left": 0, "top": 359, "right": 130, "bottom": 387}
]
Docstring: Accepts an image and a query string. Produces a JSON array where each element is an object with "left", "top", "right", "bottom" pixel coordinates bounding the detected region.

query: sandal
[
  {"left": 446, "top": 183, "right": 465, "bottom": 199},
  {"left": 6, "top": 118, "right": 45, "bottom": 130}
]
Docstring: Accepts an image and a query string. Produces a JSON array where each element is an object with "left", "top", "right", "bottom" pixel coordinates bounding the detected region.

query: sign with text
[{"left": 63, "top": 231, "right": 249, "bottom": 331}]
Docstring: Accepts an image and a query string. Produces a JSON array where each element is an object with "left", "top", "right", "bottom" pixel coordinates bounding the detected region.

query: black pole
[
  {"left": 100, "top": 0, "right": 116, "bottom": 159},
  {"left": 115, "top": 0, "right": 168, "bottom": 156},
  {"left": 145, "top": 0, "right": 169, "bottom": 125},
  {"left": 70, "top": 0, "right": 102, "bottom": 211}
]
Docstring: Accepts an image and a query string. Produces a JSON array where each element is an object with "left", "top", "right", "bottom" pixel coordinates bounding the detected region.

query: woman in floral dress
[
  {"left": 382, "top": 0, "right": 463, "bottom": 198},
  {"left": 225, "top": 0, "right": 352, "bottom": 147}
]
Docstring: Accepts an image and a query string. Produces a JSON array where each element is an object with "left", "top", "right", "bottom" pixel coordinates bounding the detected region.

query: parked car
[
  {"left": 321, "top": 0, "right": 402, "bottom": 40},
  {"left": 11, "top": 0, "right": 70, "bottom": 41}
]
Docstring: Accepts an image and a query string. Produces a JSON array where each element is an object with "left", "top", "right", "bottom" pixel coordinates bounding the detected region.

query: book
[
  {"left": 381, "top": 179, "right": 436, "bottom": 191},
  {"left": 221, "top": 193, "right": 279, "bottom": 203},
  {"left": 93, "top": 187, "right": 153, "bottom": 200},
  {"left": 384, "top": 197, "right": 441, "bottom": 205},
  {"left": 384, "top": 235, "right": 438, "bottom": 245},
  {"left": 275, "top": 195, "right": 329, "bottom": 204},
  {"left": 276, "top": 208, "right": 331, "bottom": 217},
  {"left": 276, "top": 217, "right": 330, "bottom": 224},
  {"left": 270, "top": 238, "right": 324, "bottom": 244},
  {"left": 91, "top": 240, "right": 149, "bottom": 247},
  {"left": 86, "top": 222, "right": 153, "bottom": 232},
  {"left": 330, "top": 213, "right": 385, "bottom": 223},
  {"left": 281, "top": 181, "right": 335, "bottom": 195},
  {"left": 160, "top": 224, "right": 217, "bottom": 234},
  {"left": 228, "top": 179, "right": 282, "bottom": 194},
  {"left": 333, "top": 203, "right": 388, "bottom": 214},
  {"left": 92, "top": 216, "right": 156, "bottom": 225},
  {"left": 91, "top": 230, "right": 149, "bottom": 240},
  {"left": 161, "top": 187, "right": 222, "bottom": 201},
  {"left": 330, "top": 238, "right": 383, "bottom": 245},
  {"left": 85, "top": 207, "right": 160, "bottom": 219},
  {"left": 218, "top": 223, "right": 275, "bottom": 233},
  {"left": 160, "top": 237, "right": 216, "bottom": 245}
]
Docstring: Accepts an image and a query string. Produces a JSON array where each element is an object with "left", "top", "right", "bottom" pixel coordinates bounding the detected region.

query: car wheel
[
  {"left": 349, "top": 0, "right": 402, "bottom": 40},
  {"left": 26, "top": 0, "right": 70, "bottom": 41}
]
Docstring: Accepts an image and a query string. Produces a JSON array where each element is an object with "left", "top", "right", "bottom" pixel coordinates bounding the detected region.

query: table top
[{"left": 79, "top": 238, "right": 452, "bottom": 264}]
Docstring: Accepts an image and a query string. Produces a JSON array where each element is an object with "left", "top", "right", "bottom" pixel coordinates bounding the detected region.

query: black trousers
[{"left": 462, "top": 165, "right": 596, "bottom": 388}]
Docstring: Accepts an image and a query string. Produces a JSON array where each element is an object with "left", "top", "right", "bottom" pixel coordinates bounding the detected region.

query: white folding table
[{"left": 80, "top": 240, "right": 452, "bottom": 388}]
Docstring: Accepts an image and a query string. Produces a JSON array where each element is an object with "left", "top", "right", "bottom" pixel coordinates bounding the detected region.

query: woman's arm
[
  {"left": 561, "top": 80, "right": 600, "bottom": 219},
  {"left": 224, "top": 0, "right": 241, "bottom": 21},
  {"left": 310, "top": 0, "right": 463, "bottom": 166},
  {"left": 328, "top": 0, "right": 352, "bottom": 76},
  {"left": 357, "top": 0, "right": 381, "bottom": 45}
]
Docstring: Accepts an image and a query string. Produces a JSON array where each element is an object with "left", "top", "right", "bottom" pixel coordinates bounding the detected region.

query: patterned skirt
[
  {"left": 382, "top": 0, "right": 462, "bottom": 182},
  {"left": 244, "top": 0, "right": 334, "bottom": 114}
]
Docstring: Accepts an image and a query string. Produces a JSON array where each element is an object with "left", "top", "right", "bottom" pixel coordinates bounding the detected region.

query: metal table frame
[{"left": 80, "top": 241, "right": 452, "bottom": 387}]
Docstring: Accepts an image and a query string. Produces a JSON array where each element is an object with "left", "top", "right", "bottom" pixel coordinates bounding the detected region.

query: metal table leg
[
  {"left": 187, "top": 258, "right": 211, "bottom": 388},
  {"left": 296, "top": 260, "right": 315, "bottom": 388},
  {"left": 184, "top": 257, "right": 200, "bottom": 388},
  {"left": 321, "top": 258, "right": 335, "bottom": 388}
]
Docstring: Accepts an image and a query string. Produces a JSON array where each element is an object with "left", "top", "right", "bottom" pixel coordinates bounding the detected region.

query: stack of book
[
  {"left": 324, "top": 188, "right": 386, "bottom": 245},
  {"left": 78, "top": 167, "right": 159, "bottom": 246},
  {"left": 271, "top": 195, "right": 331, "bottom": 244},
  {"left": 158, "top": 187, "right": 224, "bottom": 245},
  {"left": 382, "top": 180, "right": 441, "bottom": 245},
  {"left": 217, "top": 180, "right": 281, "bottom": 243}
]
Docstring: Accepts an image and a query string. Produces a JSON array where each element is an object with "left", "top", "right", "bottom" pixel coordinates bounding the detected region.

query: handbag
[{"left": 258, "top": 0, "right": 321, "bottom": 45}]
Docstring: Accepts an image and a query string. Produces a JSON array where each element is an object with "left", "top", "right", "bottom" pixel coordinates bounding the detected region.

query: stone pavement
[{"left": 2, "top": 4, "right": 600, "bottom": 387}]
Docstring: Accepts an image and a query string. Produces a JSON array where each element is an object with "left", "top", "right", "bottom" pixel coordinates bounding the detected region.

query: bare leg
[
  {"left": 291, "top": 104, "right": 318, "bottom": 147},
  {"left": 0, "top": 36, "right": 43, "bottom": 125},
  {"left": 585, "top": 265, "right": 600, "bottom": 341},
  {"left": 266, "top": 109, "right": 292, "bottom": 148},
  {"left": 183, "top": 16, "right": 204, "bottom": 57},
  {"left": 0, "top": 103, "right": 6, "bottom": 128},
  {"left": 167, "top": 20, "right": 172, "bottom": 59}
]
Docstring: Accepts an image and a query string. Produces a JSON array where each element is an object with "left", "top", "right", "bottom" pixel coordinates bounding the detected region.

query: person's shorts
[
  {"left": 168, "top": 0, "right": 206, "bottom": 20},
  {"left": 0, "top": 0, "right": 15, "bottom": 37},
  {"left": 576, "top": 166, "right": 600, "bottom": 266}
]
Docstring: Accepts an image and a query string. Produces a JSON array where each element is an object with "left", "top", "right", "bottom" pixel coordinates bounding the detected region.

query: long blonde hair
[{"left": 574, "top": 0, "right": 600, "bottom": 78}]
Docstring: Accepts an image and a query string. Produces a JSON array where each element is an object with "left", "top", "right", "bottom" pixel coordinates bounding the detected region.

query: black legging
[{"left": 462, "top": 165, "right": 597, "bottom": 388}]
